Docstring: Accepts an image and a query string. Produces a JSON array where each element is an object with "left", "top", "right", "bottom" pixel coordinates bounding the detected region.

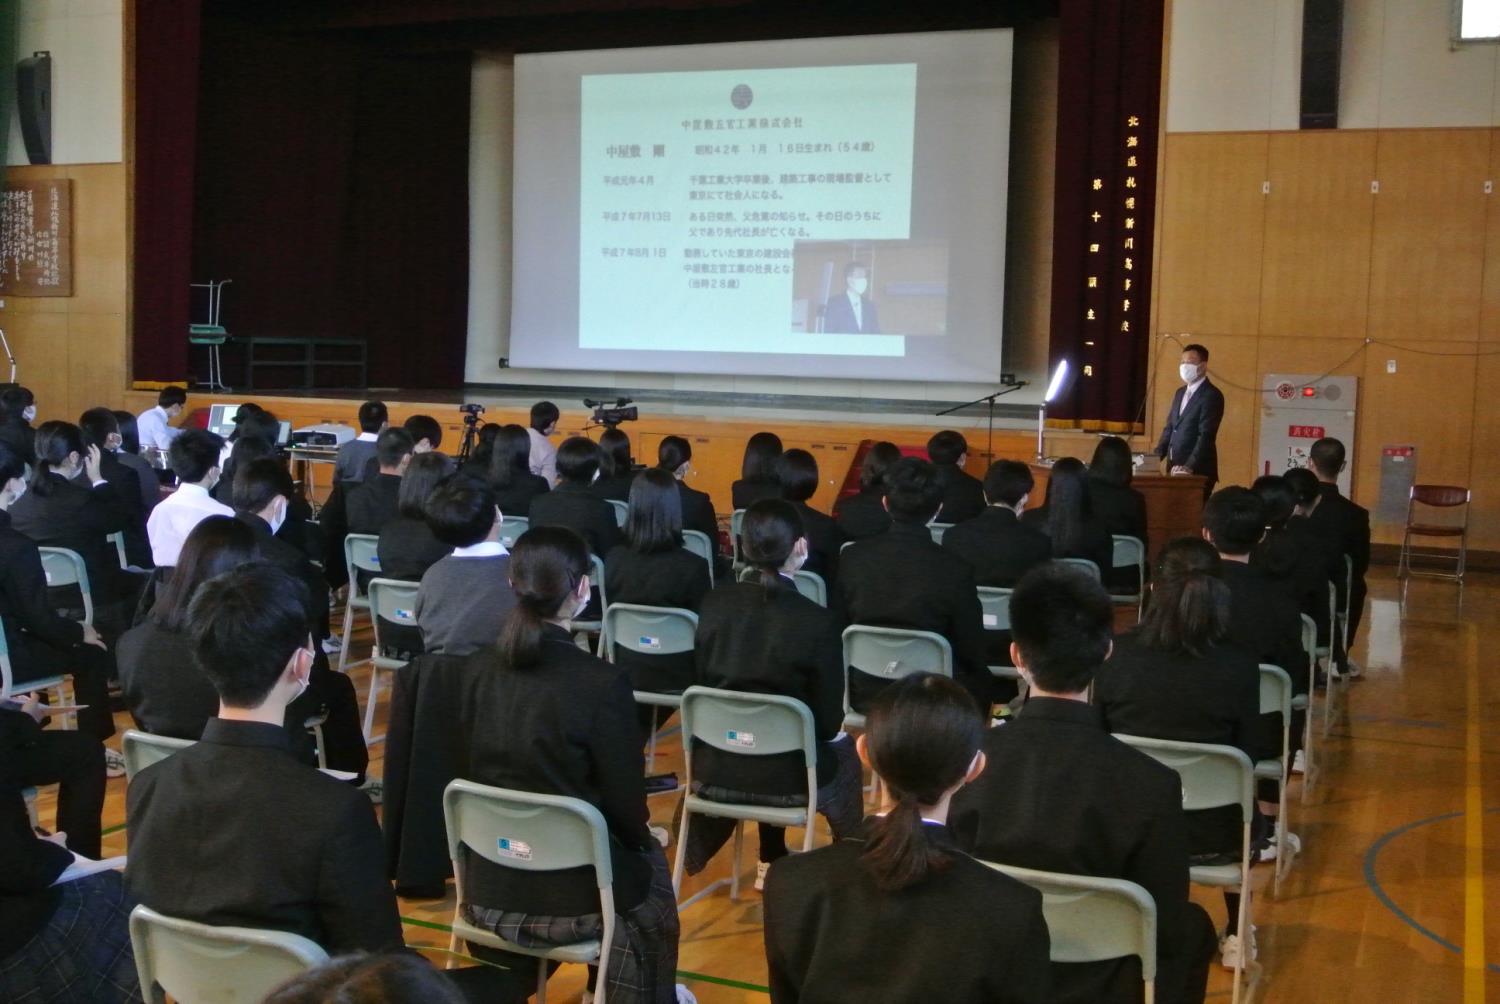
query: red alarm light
[{"left": 1301, "top": 386, "right": 1317, "bottom": 397}]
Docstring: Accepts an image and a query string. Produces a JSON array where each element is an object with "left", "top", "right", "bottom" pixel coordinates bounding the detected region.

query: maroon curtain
[
  {"left": 131, "top": 0, "right": 202, "bottom": 383},
  {"left": 1046, "top": 0, "right": 1165, "bottom": 429}
]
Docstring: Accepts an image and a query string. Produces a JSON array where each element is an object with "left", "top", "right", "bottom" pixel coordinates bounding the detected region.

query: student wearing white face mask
[
  {"left": 1155, "top": 342, "right": 1226, "bottom": 496},
  {"left": 823, "top": 261, "right": 882, "bottom": 334},
  {"left": 0, "top": 384, "right": 39, "bottom": 467}
]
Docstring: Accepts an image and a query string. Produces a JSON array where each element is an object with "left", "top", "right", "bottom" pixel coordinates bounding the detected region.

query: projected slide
[{"left": 509, "top": 31, "right": 1012, "bottom": 383}]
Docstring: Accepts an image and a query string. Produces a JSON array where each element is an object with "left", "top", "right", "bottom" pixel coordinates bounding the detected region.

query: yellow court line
[{"left": 1465, "top": 621, "right": 1486, "bottom": 1002}]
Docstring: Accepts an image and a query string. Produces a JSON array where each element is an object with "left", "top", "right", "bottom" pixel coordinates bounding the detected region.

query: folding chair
[
  {"left": 976, "top": 587, "right": 1023, "bottom": 689},
  {"left": 1297, "top": 614, "right": 1318, "bottom": 801},
  {"left": 130, "top": 903, "right": 326, "bottom": 1004},
  {"left": 188, "top": 279, "right": 233, "bottom": 392},
  {"left": 1109, "top": 535, "right": 1147, "bottom": 620},
  {"left": 498, "top": 515, "right": 529, "bottom": 550},
  {"left": 1115, "top": 735, "right": 1255, "bottom": 1004},
  {"left": 108, "top": 531, "right": 129, "bottom": 570},
  {"left": 122, "top": 730, "right": 195, "bottom": 781},
  {"left": 443, "top": 780, "right": 616, "bottom": 1004},
  {"left": 1256, "top": 664, "right": 1295, "bottom": 897},
  {"left": 986, "top": 863, "right": 1158, "bottom": 1004},
  {"left": 337, "top": 534, "right": 381, "bottom": 672},
  {"left": 602, "top": 603, "right": 698, "bottom": 773},
  {"left": 730, "top": 508, "right": 747, "bottom": 572},
  {"left": 840, "top": 625, "right": 952, "bottom": 731},
  {"left": 791, "top": 569, "right": 827, "bottom": 607},
  {"left": 1397, "top": 484, "right": 1470, "bottom": 582},
  {"left": 681, "top": 529, "right": 716, "bottom": 585},
  {"left": 1336, "top": 554, "right": 1353, "bottom": 666},
  {"left": 39, "top": 546, "right": 94, "bottom": 626},
  {"left": 365, "top": 578, "right": 422, "bottom": 743},
  {"left": 608, "top": 499, "right": 629, "bottom": 528},
  {"left": 928, "top": 521, "right": 953, "bottom": 545},
  {"left": 1318, "top": 580, "right": 1342, "bottom": 736},
  {"left": 1055, "top": 557, "right": 1102, "bottom": 582},
  {"left": 672, "top": 686, "right": 818, "bottom": 907},
  {"left": 574, "top": 553, "right": 608, "bottom": 638}
]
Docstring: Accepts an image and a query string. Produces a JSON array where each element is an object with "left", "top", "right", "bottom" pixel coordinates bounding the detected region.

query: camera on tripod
[
  {"left": 456, "top": 403, "right": 486, "bottom": 461},
  {"left": 584, "top": 397, "right": 638, "bottom": 429}
]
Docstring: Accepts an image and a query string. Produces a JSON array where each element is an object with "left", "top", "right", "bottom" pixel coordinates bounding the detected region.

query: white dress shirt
[
  {"left": 527, "top": 427, "right": 558, "bottom": 486},
  {"left": 1179, "top": 374, "right": 1206, "bottom": 415},
  {"left": 147, "top": 481, "right": 234, "bottom": 567},
  {"left": 136, "top": 405, "right": 182, "bottom": 451},
  {"left": 451, "top": 540, "right": 508, "bottom": 558},
  {"left": 847, "top": 290, "right": 863, "bottom": 331}
]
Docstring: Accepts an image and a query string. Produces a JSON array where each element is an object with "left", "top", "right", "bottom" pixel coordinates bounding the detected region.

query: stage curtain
[
  {"left": 1045, "top": 0, "right": 1165, "bottom": 430},
  {"left": 131, "top": 0, "right": 202, "bottom": 383}
]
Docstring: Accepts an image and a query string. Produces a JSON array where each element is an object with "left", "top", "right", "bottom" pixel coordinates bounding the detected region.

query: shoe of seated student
[
  {"left": 649, "top": 824, "right": 670, "bottom": 848},
  {"left": 1345, "top": 658, "right": 1363, "bottom": 679},
  {"left": 755, "top": 860, "right": 771, "bottom": 891},
  {"left": 320, "top": 635, "right": 342, "bottom": 655},
  {"left": 1274, "top": 820, "right": 1302, "bottom": 855},
  {"left": 1292, "top": 749, "right": 1306, "bottom": 775},
  {"left": 1220, "top": 926, "right": 1258, "bottom": 969},
  {"left": 676, "top": 986, "right": 698, "bottom": 1004},
  {"left": 104, "top": 747, "right": 126, "bottom": 779}
]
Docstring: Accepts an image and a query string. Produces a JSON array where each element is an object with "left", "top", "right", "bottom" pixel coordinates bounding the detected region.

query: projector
[{"left": 290, "top": 423, "right": 356, "bottom": 447}]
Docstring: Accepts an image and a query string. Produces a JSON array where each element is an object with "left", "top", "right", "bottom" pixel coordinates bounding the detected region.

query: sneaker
[
  {"left": 754, "top": 860, "right": 771, "bottom": 891},
  {"left": 676, "top": 986, "right": 698, "bottom": 1004},
  {"left": 104, "top": 747, "right": 126, "bottom": 779},
  {"left": 649, "top": 824, "right": 671, "bottom": 848},
  {"left": 320, "top": 636, "right": 342, "bottom": 655},
  {"left": 1345, "top": 659, "right": 1363, "bottom": 679},
  {"left": 1220, "top": 927, "right": 1258, "bottom": 969},
  {"left": 1292, "top": 749, "right": 1306, "bottom": 775},
  {"left": 1275, "top": 821, "right": 1302, "bottom": 856},
  {"left": 360, "top": 776, "right": 384, "bottom": 805}
]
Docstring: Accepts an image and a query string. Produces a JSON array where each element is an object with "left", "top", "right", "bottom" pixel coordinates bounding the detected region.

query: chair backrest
[
  {"left": 498, "top": 515, "right": 529, "bottom": 549},
  {"left": 1410, "top": 484, "right": 1470, "bottom": 508},
  {"left": 603, "top": 603, "right": 698, "bottom": 659},
  {"left": 108, "top": 531, "right": 129, "bottom": 570},
  {"left": 791, "top": 569, "right": 827, "bottom": 606},
  {"left": 1110, "top": 535, "right": 1145, "bottom": 574},
  {"left": 367, "top": 577, "right": 420, "bottom": 647},
  {"left": 1258, "top": 664, "right": 1292, "bottom": 720},
  {"left": 443, "top": 779, "right": 613, "bottom": 888},
  {"left": 608, "top": 499, "right": 629, "bottom": 528},
  {"left": 1113, "top": 735, "right": 1254, "bottom": 821},
  {"left": 679, "top": 685, "right": 817, "bottom": 767},
  {"left": 682, "top": 529, "right": 716, "bottom": 569},
  {"left": 0, "top": 614, "right": 13, "bottom": 699},
  {"left": 1055, "top": 557, "right": 1102, "bottom": 582},
  {"left": 985, "top": 862, "right": 1157, "bottom": 982},
  {"left": 928, "top": 522, "right": 953, "bottom": 545},
  {"left": 342, "top": 533, "right": 381, "bottom": 596},
  {"left": 1299, "top": 614, "right": 1316, "bottom": 675},
  {"left": 730, "top": 508, "right": 746, "bottom": 562},
  {"left": 842, "top": 625, "right": 953, "bottom": 681},
  {"left": 130, "top": 904, "right": 327, "bottom": 1004},
  {"left": 589, "top": 552, "right": 607, "bottom": 613},
  {"left": 39, "top": 546, "right": 93, "bottom": 623},
  {"left": 123, "top": 730, "right": 195, "bottom": 781},
  {"left": 976, "top": 587, "right": 1012, "bottom": 632}
]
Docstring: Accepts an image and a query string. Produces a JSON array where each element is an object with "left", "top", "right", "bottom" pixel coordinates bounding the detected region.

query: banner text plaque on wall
[{"left": 0, "top": 179, "right": 73, "bottom": 296}]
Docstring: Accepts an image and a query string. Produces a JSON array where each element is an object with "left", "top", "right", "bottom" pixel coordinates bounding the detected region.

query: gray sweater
[{"left": 415, "top": 553, "right": 518, "bottom": 655}]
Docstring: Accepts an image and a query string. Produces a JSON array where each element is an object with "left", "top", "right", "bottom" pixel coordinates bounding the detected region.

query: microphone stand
[{"left": 934, "top": 383, "right": 1028, "bottom": 463}]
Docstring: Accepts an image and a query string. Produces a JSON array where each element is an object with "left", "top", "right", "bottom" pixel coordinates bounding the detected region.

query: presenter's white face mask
[
  {"left": 1179, "top": 362, "right": 1201, "bottom": 384},
  {"left": 849, "top": 277, "right": 869, "bottom": 296}
]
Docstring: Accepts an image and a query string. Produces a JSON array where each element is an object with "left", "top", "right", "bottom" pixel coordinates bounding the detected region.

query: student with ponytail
[
  {"left": 684, "top": 499, "right": 862, "bottom": 892},
  {"left": 460, "top": 526, "right": 694, "bottom": 1004},
  {"left": 762, "top": 673, "right": 1051, "bottom": 1003}
]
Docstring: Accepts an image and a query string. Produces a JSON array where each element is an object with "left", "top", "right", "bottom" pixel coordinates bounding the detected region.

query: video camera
[{"left": 585, "top": 397, "right": 638, "bottom": 428}]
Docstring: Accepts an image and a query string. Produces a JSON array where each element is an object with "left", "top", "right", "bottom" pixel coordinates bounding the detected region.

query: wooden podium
[{"left": 1029, "top": 463, "right": 1207, "bottom": 564}]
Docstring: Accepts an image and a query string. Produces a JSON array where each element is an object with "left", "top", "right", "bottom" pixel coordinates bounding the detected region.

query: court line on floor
[{"left": 1463, "top": 623, "right": 1486, "bottom": 1001}]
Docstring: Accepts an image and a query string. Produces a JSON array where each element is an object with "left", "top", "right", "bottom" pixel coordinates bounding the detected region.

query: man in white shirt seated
[
  {"left": 147, "top": 428, "right": 232, "bottom": 567},
  {"left": 526, "top": 400, "right": 560, "bottom": 486},
  {"left": 334, "top": 400, "right": 387, "bottom": 485},
  {"left": 135, "top": 386, "right": 188, "bottom": 452}
]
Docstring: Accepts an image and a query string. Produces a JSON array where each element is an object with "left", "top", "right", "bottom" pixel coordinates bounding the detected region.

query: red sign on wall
[{"left": 1288, "top": 425, "right": 1325, "bottom": 439}]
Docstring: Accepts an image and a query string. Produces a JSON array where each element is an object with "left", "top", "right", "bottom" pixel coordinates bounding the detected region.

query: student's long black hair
[
  {"left": 625, "top": 468, "right": 683, "bottom": 554},
  {"left": 30, "top": 421, "right": 84, "bottom": 496},
  {"left": 497, "top": 526, "right": 591, "bottom": 669},
  {"left": 860, "top": 673, "right": 984, "bottom": 891},
  {"left": 1137, "top": 537, "right": 1230, "bottom": 657},
  {"left": 740, "top": 431, "right": 783, "bottom": 482},
  {"left": 739, "top": 498, "right": 803, "bottom": 589},
  {"left": 1040, "top": 457, "right": 1093, "bottom": 558},
  {"left": 486, "top": 424, "right": 531, "bottom": 489},
  {"left": 154, "top": 516, "right": 261, "bottom": 634}
]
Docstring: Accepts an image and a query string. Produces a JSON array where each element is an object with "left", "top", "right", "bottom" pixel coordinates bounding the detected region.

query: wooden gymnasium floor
[{"left": 51, "top": 566, "right": 1500, "bottom": 1003}]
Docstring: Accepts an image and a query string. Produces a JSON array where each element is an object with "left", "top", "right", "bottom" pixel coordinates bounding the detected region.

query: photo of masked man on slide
[{"left": 823, "top": 262, "right": 881, "bottom": 334}]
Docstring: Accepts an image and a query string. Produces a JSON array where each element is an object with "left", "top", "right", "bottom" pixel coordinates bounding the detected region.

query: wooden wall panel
[
  {"left": 1481, "top": 129, "right": 1500, "bottom": 342},
  {"left": 1259, "top": 131, "right": 1376, "bottom": 338},
  {"left": 1154, "top": 133, "right": 1268, "bottom": 335},
  {"left": 1464, "top": 353, "right": 1500, "bottom": 552},
  {"left": 1367, "top": 129, "right": 1489, "bottom": 342}
]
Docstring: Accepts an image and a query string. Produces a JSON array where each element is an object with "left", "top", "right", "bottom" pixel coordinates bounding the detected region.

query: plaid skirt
[
  {"left": 461, "top": 846, "right": 680, "bottom": 1004},
  {"left": 0, "top": 871, "right": 142, "bottom": 1003}
]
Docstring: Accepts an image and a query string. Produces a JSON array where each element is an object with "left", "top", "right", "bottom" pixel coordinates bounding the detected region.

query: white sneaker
[
  {"left": 1292, "top": 749, "right": 1306, "bottom": 775},
  {"left": 754, "top": 860, "right": 771, "bottom": 891},
  {"left": 1220, "top": 927, "right": 1258, "bottom": 969},
  {"left": 649, "top": 824, "right": 671, "bottom": 848},
  {"left": 676, "top": 986, "right": 698, "bottom": 1004},
  {"left": 320, "top": 635, "right": 342, "bottom": 655},
  {"left": 1345, "top": 659, "right": 1363, "bottom": 679},
  {"left": 104, "top": 747, "right": 126, "bottom": 779},
  {"left": 1275, "top": 821, "right": 1303, "bottom": 856}
]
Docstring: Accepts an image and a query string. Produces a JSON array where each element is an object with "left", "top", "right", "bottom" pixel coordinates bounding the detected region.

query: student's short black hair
[
  {"left": 425, "top": 475, "right": 498, "bottom": 547},
  {"left": 1308, "top": 437, "right": 1346, "bottom": 480},
  {"left": 883, "top": 456, "right": 943, "bottom": 524},
  {"left": 78, "top": 407, "right": 119, "bottom": 449},
  {"left": 376, "top": 427, "right": 415, "bottom": 469},
  {"left": 169, "top": 428, "right": 225, "bottom": 484},
  {"left": 1202, "top": 487, "right": 1266, "bottom": 556},
  {"left": 776, "top": 448, "right": 819, "bottom": 503},
  {"left": 357, "top": 400, "right": 388, "bottom": 434},
  {"left": 926, "top": 430, "right": 968, "bottom": 467},
  {"left": 529, "top": 401, "right": 560, "bottom": 433},
  {"left": 555, "top": 436, "right": 601, "bottom": 485},
  {"left": 1182, "top": 343, "right": 1210, "bottom": 363},
  {"left": 112, "top": 410, "right": 141, "bottom": 454},
  {"left": 1251, "top": 475, "right": 1295, "bottom": 529},
  {"left": 658, "top": 435, "right": 692, "bottom": 472},
  {"left": 157, "top": 386, "right": 187, "bottom": 409},
  {"left": 188, "top": 562, "right": 310, "bottom": 708},
  {"left": 859, "top": 441, "right": 902, "bottom": 492},
  {"left": 234, "top": 409, "right": 280, "bottom": 447},
  {"left": 233, "top": 457, "right": 294, "bottom": 514},
  {"left": 1009, "top": 562, "right": 1114, "bottom": 694},
  {"left": 983, "top": 460, "right": 1033, "bottom": 507},
  {"left": 403, "top": 414, "right": 443, "bottom": 450},
  {"left": 1, "top": 385, "right": 34, "bottom": 418},
  {"left": 1282, "top": 466, "right": 1321, "bottom": 508}
]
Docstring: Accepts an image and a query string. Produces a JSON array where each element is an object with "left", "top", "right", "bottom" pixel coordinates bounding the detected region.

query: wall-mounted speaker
[
  {"left": 1300, "top": 0, "right": 1343, "bottom": 129},
  {"left": 17, "top": 50, "right": 51, "bottom": 164}
]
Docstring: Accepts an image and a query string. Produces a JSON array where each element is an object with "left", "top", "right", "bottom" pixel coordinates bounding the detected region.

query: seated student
[
  {"left": 1088, "top": 436, "right": 1149, "bottom": 591},
  {"left": 684, "top": 500, "right": 863, "bottom": 890},
  {"left": 776, "top": 448, "right": 843, "bottom": 589},
  {"left": 1304, "top": 437, "right": 1370, "bottom": 676},
  {"left": 213, "top": 408, "right": 283, "bottom": 501},
  {"left": 112, "top": 409, "right": 165, "bottom": 514},
  {"left": 592, "top": 427, "right": 637, "bottom": 503},
  {"left": 732, "top": 431, "right": 784, "bottom": 510},
  {"left": 485, "top": 424, "right": 550, "bottom": 516},
  {"left": 78, "top": 407, "right": 150, "bottom": 569},
  {"left": 526, "top": 400, "right": 561, "bottom": 485},
  {"left": 927, "top": 430, "right": 986, "bottom": 524},
  {"left": 403, "top": 413, "right": 444, "bottom": 454},
  {"left": 764, "top": 674, "right": 1051, "bottom": 1004},
  {"left": 527, "top": 436, "right": 623, "bottom": 558},
  {"left": 834, "top": 440, "right": 899, "bottom": 542},
  {"left": 347, "top": 428, "right": 413, "bottom": 535},
  {"left": 11, "top": 421, "right": 137, "bottom": 636},
  {"left": 378, "top": 452, "right": 455, "bottom": 582},
  {"left": 454, "top": 528, "right": 692, "bottom": 1004},
  {"left": 334, "top": 400, "right": 387, "bottom": 484},
  {"left": 604, "top": 468, "right": 712, "bottom": 717},
  {"left": 0, "top": 781, "right": 141, "bottom": 1003},
  {"left": 136, "top": 385, "right": 187, "bottom": 453},
  {"left": 0, "top": 384, "right": 39, "bottom": 466},
  {"left": 949, "top": 563, "right": 1216, "bottom": 1004},
  {"left": 416, "top": 477, "right": 517, "bottom": 655},
  {"left": 146, "top": 427, "right": 233, "bottom": 567},
  {"left": 657, "top": 435, "right": 718, "bottom": 543},
  {"left": 126, "top": 563, "right": 403, "bottom": 954},
  {"left": 839, "top": 457, "right": 990, "bottom": 711},
  {"left": 459, "top": 423, "right": 500, "bottom": 483},
  {"left": 1253, "top": 473, "right": 1336, "bottom": 653},
  {"left": 264, "top": 952, "right": 467, "bottom": 1004},
  {"left": 942, "top": 460, "right": 1052, "bottom": 588},
  {"left": 1020, "top": 456, "right": 1114, "bottom": 575},
  {"left": 1, "top": 697, "right": 107, "bottom": 860}
]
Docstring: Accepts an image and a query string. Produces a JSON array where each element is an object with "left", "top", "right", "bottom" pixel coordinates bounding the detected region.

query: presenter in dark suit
[
  {"left": 1156, "top": 343, "right": 1225, "bottom": 493},
  {"left": 822, "top": 262, "right": 881, "bottom": 334}
]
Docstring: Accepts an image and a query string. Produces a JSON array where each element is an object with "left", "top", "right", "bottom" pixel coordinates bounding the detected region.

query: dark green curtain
[{"left": 0, "top": 3, "right": 16, "bottom": 175}]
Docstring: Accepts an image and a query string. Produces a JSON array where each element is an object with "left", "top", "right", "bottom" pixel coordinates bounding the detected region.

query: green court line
[{"left": 102, "top": 822, "right": 126, "bottom": 837}]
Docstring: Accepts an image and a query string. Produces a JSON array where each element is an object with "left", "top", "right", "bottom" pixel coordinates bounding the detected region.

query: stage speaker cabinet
[
  {"left": 16, "top": 50, "right": 52, "bottom": 165},
  {"left": 1299, "top": 0, "right": 1342, "bottom": 129}
]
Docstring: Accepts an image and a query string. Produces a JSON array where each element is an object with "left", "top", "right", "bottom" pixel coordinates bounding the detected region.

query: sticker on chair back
[
  {"left": 638, "top": 635, "right": 661, "bottom": 650},
  {"left": 369, "top": 556, "right": 380, "bottom": 566},
  {"left": 726, "top": 730, "right": 755, "bottom": 748},
  {"left": 394, "top": 608, "right": 415, "bottom": 622},
  {"left": 982, "top": 614, "right": 998, "bottom": 628},
  {"left": 497, "top": 838, "right": 532, "bottom": 861},
  {"left": 884, "top": 660, "right": 902, "bottom": 676}
]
